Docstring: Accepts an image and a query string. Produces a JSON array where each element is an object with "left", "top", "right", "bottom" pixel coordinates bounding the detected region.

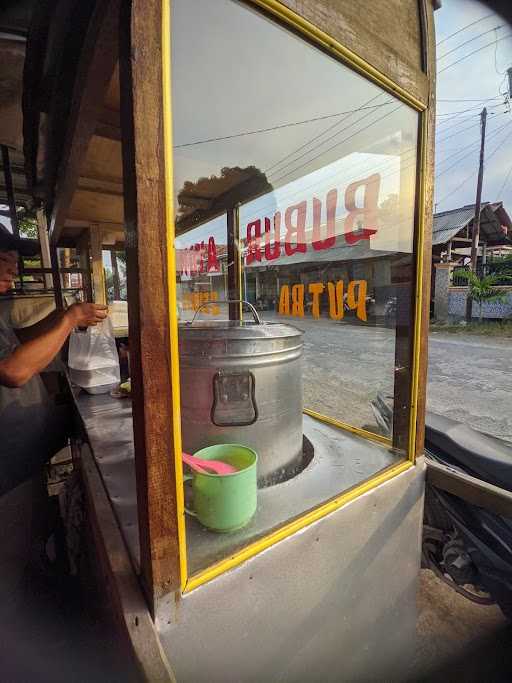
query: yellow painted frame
[
  {"left": 303, "top": 409, "right": 391, "bottom": 447},
  {"left": 249, "top": 0, "right": 426, "bottom": 111},
  {"left": 186, "top": 459, "right": 413, "bottom": 592},
  {"left": 161, "top": 0, "right": 429, "bottom": 593},
  {"left": 408, "top": 113, "right": 428, "bottom": 463},
  {"left": 162, "top": 0, "right": 188, "bottom": 591}
]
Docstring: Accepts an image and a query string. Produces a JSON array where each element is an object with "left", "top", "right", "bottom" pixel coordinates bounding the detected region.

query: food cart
[{"left": 0, "top": 0, "right": 437, "bottom": 679}]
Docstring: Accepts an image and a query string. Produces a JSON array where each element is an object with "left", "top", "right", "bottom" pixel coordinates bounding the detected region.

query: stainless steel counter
[{"left": 76, "top": 393, "right": 399, "bottom": 575}]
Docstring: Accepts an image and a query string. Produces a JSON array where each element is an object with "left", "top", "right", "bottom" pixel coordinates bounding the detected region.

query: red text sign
[{"left": 246, "top": 173, "right": 380, "bottom": 265}]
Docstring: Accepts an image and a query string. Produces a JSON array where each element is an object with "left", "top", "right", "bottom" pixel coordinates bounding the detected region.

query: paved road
[
  {"left": 413, "top": 570, "right": 512, "bottom": 682},
  {"left": 428, "top": 332, "right": 512, "bottom": 443},
  {"left": 264, "top": 313, "right": 512, "bottom": 442}
]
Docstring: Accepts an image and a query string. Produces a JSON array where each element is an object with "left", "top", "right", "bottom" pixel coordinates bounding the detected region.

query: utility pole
[{"left": 465, "top": 107, "right": 487, "bottom": 323}]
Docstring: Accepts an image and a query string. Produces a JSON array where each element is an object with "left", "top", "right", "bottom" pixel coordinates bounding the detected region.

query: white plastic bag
[{"left": 68, "top": 318, "right": 120, "bottom": 394}]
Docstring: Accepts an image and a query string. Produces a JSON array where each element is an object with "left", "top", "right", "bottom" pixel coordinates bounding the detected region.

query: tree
[
  {"left": 491, "top": 254, "right": 512, "bottom": 275},
  {"left": 454, "top": 269, "right": 512, "bottom": 322},
  {"left": 17, "top": 217, "right": 38, "bottom": 240}
]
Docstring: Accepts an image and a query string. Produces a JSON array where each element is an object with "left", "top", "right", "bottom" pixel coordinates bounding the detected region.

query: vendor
[{"left": 0, "top": 229, "right": 106, "bottom": 611}]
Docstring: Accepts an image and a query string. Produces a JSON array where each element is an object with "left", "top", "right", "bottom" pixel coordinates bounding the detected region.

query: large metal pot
[{"left": 179, "top": 303, "right": 303, "bottom": 481}]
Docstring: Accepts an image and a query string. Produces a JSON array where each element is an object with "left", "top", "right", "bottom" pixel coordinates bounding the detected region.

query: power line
[
  {"left": 436, "top": 114, "right": 478, "bottom": 128},
  {"left": 252, "top": 108, "right": 510, "bottom": 217},
  {"left": 486, "top": 125, "right": 512, "bottom": 165},
  {"left": 435, "top": 99, "right": 504, "bottom": 125},
  {"left": 438, "top": 24, "right": 504, "bottom": 61},
  {"left": 497, "top": 165, "right": 512, "bottom": 198},
  {"left": 245, "top": 112, "right": 508, "bottom": 225},
  {"left": 436, "top": 119, "right": 481, "bottom": 142},
  {"left": 371, "top": 118, "right": 511, "bottom": 196},
  {"left": 437, "top": 104, "right": 499, "bottom": 116},
  {"left": 437, "top": 97, "right": 502, "bottom": 102},
  {"left": 436, "top": 14, "right": 493, "bottom": 46},
  {"left": 436, "top": 113, "right": 483, "bottom": 130},
  {"left": 438, "top": 33, "right": 512, "bottom": 75},
  {"left": 439, "top": 116, "right": 511, "bottom": 151},
  {"left": 435, "top": 120, "right": 512, "bottom": 179},
  {"left": 374, "top": 120, "right": 510, "bottom": 190},
  {"left": 435, "top": 137, "right": 485, "bottom": 173},
  {"left": 437, "top": 106, "right": 488, "bottom": 116},
  {"left": 436, "top": 135, "right": 489, "bottom": 169},
  {"left": 264, "top": 92, "right": 387, "bottom": 174},
  {"left": 436, "top": 108, "right": 507, "bottom": 132},
  {"left": 266, "top": 100, "right": 400, "bottom": 182},
  {"left": 258, "top": 112, "right": 510, "bottom": 218},
  {"left": 436, "top": 169, "right": 478, "bottom": 207},
  {"left": 246, "top": 134, "right": 416, "bottom": 220},
  {"left": 173, "top": 100, "right": 395, "bottom": 149},
  {"left": 268, "top": 103, "right": 402, "bottom": 186},
  {"left": 441, "top": 110, "right": 508, "bottom": 128},
  {"left": 436, "top": 123, "right": 512, "bottom": 206}
]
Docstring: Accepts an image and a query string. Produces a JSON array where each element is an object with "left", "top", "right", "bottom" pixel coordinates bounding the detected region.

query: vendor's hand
[{"left": 66, "top": 303, "right": 108, "bottom": 327}]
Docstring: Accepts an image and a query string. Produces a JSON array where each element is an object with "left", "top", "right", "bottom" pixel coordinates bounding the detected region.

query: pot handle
[
  {"left": 189, "top": 300, "right": 262, "bottom": 325},
  {"left": 183, "top": 474, "right": 197, "bottom": 517}
]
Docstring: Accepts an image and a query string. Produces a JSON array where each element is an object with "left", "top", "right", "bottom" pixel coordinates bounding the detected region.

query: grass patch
[{"left": 430, "top": 320, "right": 512, "bottom": 337}]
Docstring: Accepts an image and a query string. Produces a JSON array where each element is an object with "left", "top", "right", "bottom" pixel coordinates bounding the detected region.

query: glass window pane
[
  {"left": 175, "top": 213, "right": 229, "bottom": 322},
  {"left": 171, "top": 0, "right": 418, "bottom": 575}
]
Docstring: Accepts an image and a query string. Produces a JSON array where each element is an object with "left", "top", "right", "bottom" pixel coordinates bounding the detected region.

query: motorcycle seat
[{"left": 425, "top": 412, "right": 512, "bottom": 492}]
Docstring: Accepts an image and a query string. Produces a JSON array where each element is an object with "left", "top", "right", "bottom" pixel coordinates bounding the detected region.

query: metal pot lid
[{"left": 178, "top": 320, "right": 304, "bottom": 341}]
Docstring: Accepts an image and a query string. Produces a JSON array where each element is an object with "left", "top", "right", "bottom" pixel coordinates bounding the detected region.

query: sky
[
  {"left": 434, "top": 0, "right": 512, "bottom": 213},
  {"left": 172, "top": 0, "right": 419, "bottom": 255}
]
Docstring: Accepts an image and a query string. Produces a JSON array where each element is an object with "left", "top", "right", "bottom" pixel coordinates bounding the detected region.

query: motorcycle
[
  {"left": 383, "top": 296, "right": 397, "bottom": 328},
  {"left": 371, "top": 392, "right": 512, "bottom": 618}
]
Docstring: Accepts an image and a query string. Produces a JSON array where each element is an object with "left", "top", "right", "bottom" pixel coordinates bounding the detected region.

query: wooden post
[
  {"left": 62, "top": 248, "right": 72, "bottom": 290},
  {"left": 1, "top": 145, "right": 19, "bottom": 237},
  {"left": 36, "top": 207, "right": 53, "bottom": 290},
  {"left": 90, "top": 223, "right": 106, "bottom": 305},
  {"left": 1, "top": 144, "right": 25, "bottom": 290},
  {"left": 412, "top": 0, "right": 436, "bottom": 459},
  {"left": 49, "top": 0, "right": 120, "bottom": 243},
  {"left": 78, "top": 231, "right": 93, "bottom": 302},
  {"left": 119, "top": 0, "right": 181, "bottom": 614},
  {"left": 227, "top": 206, "right": 241, "bottom": 320},
  {"left": 111, "top": 249, "right": 121, "bottom": 300},
  {"left": 391, "top": 114, "right": 418, "bottom": 453},
  {"left": 49, "top": 241, "right": 64, "bottom": 311},
  {"left": 465, "top": 107, "right": 487, "bottom": 322}
]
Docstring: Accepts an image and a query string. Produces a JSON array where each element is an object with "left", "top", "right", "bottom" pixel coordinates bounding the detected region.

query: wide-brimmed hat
[{"left": 0, "top": 224, "right": 40, "bottom": 257}]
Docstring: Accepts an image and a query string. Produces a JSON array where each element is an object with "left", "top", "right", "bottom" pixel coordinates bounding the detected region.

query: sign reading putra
[{"left": 279, "top": 280, "right": 368, "bottom": 322}]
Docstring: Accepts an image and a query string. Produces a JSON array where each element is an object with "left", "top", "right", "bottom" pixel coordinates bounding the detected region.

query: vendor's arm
[
  {"left": 15, "top": 309, "right": 63, "bottom": 342},
  {"left": 0, "top": 303, "right": 107, "bottom": 387}
]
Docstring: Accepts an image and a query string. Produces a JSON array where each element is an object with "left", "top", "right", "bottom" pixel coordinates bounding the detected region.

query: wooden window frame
[{"left": 122, "top": 0, "right": 434, "bottom": 607}]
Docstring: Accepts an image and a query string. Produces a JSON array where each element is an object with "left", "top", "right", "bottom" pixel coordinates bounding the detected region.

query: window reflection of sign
[
  {"left": 279, "top": 280, "right": 369, "bottom": 322},
  {"left": 182, "top": 290, "right": 220, "bottom": 314},
  {"left": 176, "top": 236, "right": 221, "bottom": 279},
  {"left": 245, "top": 173, "right": 380, "bottom": 266}
]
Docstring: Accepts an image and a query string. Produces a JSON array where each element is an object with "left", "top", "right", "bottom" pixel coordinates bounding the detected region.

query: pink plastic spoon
[{"left": 182, "top": 452, "right": 238, "bottom": 476}]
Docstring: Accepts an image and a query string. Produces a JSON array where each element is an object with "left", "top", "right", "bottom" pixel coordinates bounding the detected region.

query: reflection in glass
[
  {"left": 171, "top": 0, "right": 419, "bottom": 573},
  {"left": 175, "top": 213, "right": 229, "bottom": 322}
]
